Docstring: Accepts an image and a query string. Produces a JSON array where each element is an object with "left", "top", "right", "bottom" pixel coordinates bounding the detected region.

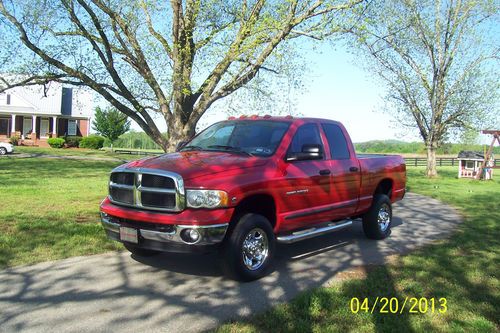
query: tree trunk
[
  {"left": 167, "top": 131, "right": 190, "bottom": 152},
  {"left": 166, "top": 115, "right": 197, "bottom": 152},
  {"left": 426, "top": 144, "right": 438, "bottom": 177}
]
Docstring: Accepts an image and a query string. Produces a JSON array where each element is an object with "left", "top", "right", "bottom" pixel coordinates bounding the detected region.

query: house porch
[{"left": 0, "top": 114, "right": 89, "bottom": 147}]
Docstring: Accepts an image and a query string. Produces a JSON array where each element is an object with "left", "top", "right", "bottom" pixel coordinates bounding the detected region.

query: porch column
[
  {"left": 52, "top": 116, "right": 57, "bottom": 137},
  {"left": 10, "top": 114, "right": 16, "bottom": 137},
  {"left": 32, "top": 115, "right": 37, "bottom": 139}
]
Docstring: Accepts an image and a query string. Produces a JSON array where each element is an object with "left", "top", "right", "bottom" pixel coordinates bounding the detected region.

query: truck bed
[{"left": 355, "top": 153, "right": 406, "bottom": 215}]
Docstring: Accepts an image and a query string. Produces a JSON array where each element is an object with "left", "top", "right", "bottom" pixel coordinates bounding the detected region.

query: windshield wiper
[
  {"left": 207, "top": 145, "right": 253, "bottom": 156},
  {"left": 180, "top": 145, "right": 204, "bottom": 151}
]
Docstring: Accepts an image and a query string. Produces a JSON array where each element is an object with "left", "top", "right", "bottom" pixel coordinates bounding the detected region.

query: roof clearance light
[
  {"left": 285, "top": 115, "right": 293, "bottom": 119},
  {"left": 239, "top": 115, "right": 247, "bottom": 119},
  {"left": 250, "top": 114, "right": 258, "bottom": 119},
  {"left": 228, "top": 116, "right": 236, "bottom": 120},
  {"left": 263, "top": 115, "right": 272, "bottom": 119}
]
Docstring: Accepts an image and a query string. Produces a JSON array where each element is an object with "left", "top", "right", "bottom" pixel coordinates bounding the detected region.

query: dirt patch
[{"left": 75, "top": 215, "right": 97, "bottom": 224}]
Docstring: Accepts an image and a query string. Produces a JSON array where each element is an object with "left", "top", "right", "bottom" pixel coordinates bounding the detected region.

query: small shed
[{"left": 457, "top": 151, "right": 486, "bottom": 178}]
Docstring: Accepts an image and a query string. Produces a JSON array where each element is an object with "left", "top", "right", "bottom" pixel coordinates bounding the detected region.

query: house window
[
  {"left": 40, "top": 119, "right": 49, "bottom": 138},
  {"left": 6, "top": 94, "right": 11, "bottom": 105},
  {"left": 0, "top": 118, "right": 9, "bottom": 136},
  {"left": 465, "top": 161, "right": 474, "bottom": 169},
  {"left": 23, "top": 117, "right": 32, "bottom": 137},
  {"left": 68, "top": 119, "right": 77, "bottom": 136}
]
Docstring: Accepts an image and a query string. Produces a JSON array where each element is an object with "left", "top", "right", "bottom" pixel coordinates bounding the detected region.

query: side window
[
  {"left": 322, "top": 123, "right": 350, "bottom": 159},
  {"left": 289, "top": 123, "right": 323, "bottom": 153}
]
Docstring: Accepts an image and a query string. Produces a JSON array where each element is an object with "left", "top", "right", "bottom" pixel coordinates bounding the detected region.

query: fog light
[{"left": 180, "top": 228, "right": 201, "bottom": 244}]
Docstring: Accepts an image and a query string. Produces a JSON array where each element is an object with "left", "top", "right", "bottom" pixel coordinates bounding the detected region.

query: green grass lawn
[
  {"left": 217, "top": 167, "right": 499, "bottom": 333},
  {"left": 1, "top": 154, "right": 498, "bottom": 332},
  {"left": 12, "top": 145, "right": 134, "bottom": 159},
  {"left": 0, "top": 157, "right": 124, "bottom": 267}
]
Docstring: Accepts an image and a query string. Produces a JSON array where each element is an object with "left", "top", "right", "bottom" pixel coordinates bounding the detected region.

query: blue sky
[
  {"left": 295, "top": 45, "right": 403, "bottom": 143},
  {"left": 198, "top": 41, "right": 497, "bottom": 145},
  {"left": 199, "top": 43, "right": 417, "bottom": 143}
]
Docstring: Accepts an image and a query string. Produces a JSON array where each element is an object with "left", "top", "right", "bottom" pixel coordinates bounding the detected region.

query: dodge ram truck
[{"left": 100, "top": 116, "right": 406, "bottom": 281}]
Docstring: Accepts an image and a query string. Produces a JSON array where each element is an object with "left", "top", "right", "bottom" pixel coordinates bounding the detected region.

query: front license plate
[{"left": 120, "top": 227, "right": 138, "bottom": 244}]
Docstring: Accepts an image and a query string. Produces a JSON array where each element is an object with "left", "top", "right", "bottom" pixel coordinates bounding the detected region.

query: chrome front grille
[
  {"left": 141, "top": 174, "right": 175, "bottom": 188},
  {"left": 109, "top": 185, "right": 134, "bottom": 205},
  {"left": 108, "top": 167, "right": 185, "bottom": 212}
]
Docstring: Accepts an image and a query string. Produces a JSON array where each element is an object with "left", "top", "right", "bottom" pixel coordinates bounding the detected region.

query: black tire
[
  {"left": 221, "top": 213, "right": 275, "bottom": 281},
  {"left": 123, "top": 243, "right": 160, "bottom": 257},
  {"left": 0, "top": 147, "right": 6, "bottom": 155},
  {"left": 362, "top": 194, "right": 392, "bottom": 240}
]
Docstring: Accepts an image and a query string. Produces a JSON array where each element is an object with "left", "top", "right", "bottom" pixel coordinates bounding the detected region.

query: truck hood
[{"left": 122, "top": 151, "right": 269, "bottom": 181}]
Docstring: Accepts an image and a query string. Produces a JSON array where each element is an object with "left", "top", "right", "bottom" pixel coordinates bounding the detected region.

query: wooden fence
[
  {"left": 113, "top": 149, "right": 161, "bottom": 156},
  {"left": 404, "top": 157, "right": 499, "bottom": 167}
]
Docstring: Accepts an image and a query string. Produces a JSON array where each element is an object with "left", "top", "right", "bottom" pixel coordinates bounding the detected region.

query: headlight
[{"left": 186, "top": 190, "right": 228, "bottom": 209}]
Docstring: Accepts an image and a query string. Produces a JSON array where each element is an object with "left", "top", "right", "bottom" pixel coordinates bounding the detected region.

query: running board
[{"left": 276, "top": 220, "right": 353, "bottom": 244}]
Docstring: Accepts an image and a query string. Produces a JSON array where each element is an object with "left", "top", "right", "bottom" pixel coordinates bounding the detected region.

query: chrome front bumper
[{"left": 101, "top": 213, "right": 228, "bottom": 247}]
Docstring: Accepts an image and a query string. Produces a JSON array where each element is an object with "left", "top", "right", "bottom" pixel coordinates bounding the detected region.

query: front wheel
[
  {"left": 0, "top": 147, "right": 6, "bottom": 155},
  {"left": 123, "top": 243, "right": 160, "bottom": 257},
  {"left": 222, "top": 213, "right": 275, "bottom": 281},
  {"left": 362, "top": 194, "right": 392, "bottom": 240}
]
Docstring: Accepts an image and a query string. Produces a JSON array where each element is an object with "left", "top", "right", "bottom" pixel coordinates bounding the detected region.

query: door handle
[
  {"left": 319, "top": 169, "right": 331, "bottom": 175},
  {"left": 349, "top": 166, "right": 359, "bottom": 172}
]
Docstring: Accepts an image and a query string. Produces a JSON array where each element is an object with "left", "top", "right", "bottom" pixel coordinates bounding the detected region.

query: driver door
[{"left": 280, "top": 123, "right": 333, "bottom": 231}]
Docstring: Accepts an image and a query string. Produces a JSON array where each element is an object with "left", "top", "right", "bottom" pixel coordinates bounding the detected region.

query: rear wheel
[
  {"left": 362, "top": 194, "right": 392, "bottom": 239},
  {"left": 123, "top": 243, "right": 160, "bottom": 257},
  {"left": 222, "top": 213, "right": 275, "bottom": 281},
  {"left": 0, "top": 147, "right": 6, "bottom": 155}
]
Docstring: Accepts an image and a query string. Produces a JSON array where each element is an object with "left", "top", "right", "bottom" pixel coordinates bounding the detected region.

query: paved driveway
[{"left": 0, "top": 193, "right": 462, "bottom": 333}]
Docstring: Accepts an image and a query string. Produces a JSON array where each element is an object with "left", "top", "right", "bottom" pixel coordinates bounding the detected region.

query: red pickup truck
[{"left": 101, "top": 116, "right": 406, "bottom": 281}]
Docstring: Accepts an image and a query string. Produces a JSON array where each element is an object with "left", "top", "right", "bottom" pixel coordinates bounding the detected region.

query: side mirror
[
  {"left": 286, "top": 144, "right": 324, "bottom": 162},
  {"left": 175, "top": 141, "right": 188, "bottom": 152}
]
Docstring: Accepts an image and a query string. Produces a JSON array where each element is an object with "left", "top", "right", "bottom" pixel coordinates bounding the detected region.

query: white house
[{"left": 0, "top": 82, "right": 93, "bottom": 146}]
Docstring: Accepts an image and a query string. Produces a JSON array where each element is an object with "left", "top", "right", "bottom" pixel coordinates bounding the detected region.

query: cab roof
[{"left": 226, "top": 115, "right": 341, "bottom": 125}]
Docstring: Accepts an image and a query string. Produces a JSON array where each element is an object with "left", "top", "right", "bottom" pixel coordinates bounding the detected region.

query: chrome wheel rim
[
  {"left": 242, "top": 228, "right": 269, "bottom": 271},
  {"left": 378, "top": 204, "right": 391, "bottom": 232}
]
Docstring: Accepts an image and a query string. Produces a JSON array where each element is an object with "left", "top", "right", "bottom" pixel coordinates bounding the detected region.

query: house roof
[
  {"left": 457, "top": 151, "right": 484, "bottom": 159},
  {"left": 0, "top": 79, "right": 93, "bottom": 118}
]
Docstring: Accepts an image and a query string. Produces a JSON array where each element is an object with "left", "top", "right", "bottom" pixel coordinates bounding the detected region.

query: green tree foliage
[
  {"left": 92, "top": 107, "right": 131, "bottom": 150},
  {"left": 348, "top": 0, "right": 499, "bottom": 177},
  {"left": 0, "top": 0, "right": 363, "bottom": 152},
  {"left": 105, "top": 131, "right": 163, "bottom": 150}
]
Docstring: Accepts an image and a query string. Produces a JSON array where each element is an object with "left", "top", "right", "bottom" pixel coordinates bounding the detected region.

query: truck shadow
[
  {"left": 0, "top": 193, "right": 464, "bottom": 332},
  {"left": 132, "top": 217, "right": 404, "bottom": 277}
]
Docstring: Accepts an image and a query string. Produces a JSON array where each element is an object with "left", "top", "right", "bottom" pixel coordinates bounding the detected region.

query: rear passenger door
[{"left": 321, "top": 123, "right": 361, "bottom": 219}]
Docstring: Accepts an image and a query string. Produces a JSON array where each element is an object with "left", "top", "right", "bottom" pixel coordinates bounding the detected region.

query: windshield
[{"left": 181, "top": 120, "right": 290, "bottom": 157}]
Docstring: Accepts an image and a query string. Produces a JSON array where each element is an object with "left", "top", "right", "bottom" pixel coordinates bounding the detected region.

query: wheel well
[
  {"left": 374, "top": 179, "right": 393, "bottom": 199},
  {"left": 231, "top": 194, "right": 276, "bottom": 228}
]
